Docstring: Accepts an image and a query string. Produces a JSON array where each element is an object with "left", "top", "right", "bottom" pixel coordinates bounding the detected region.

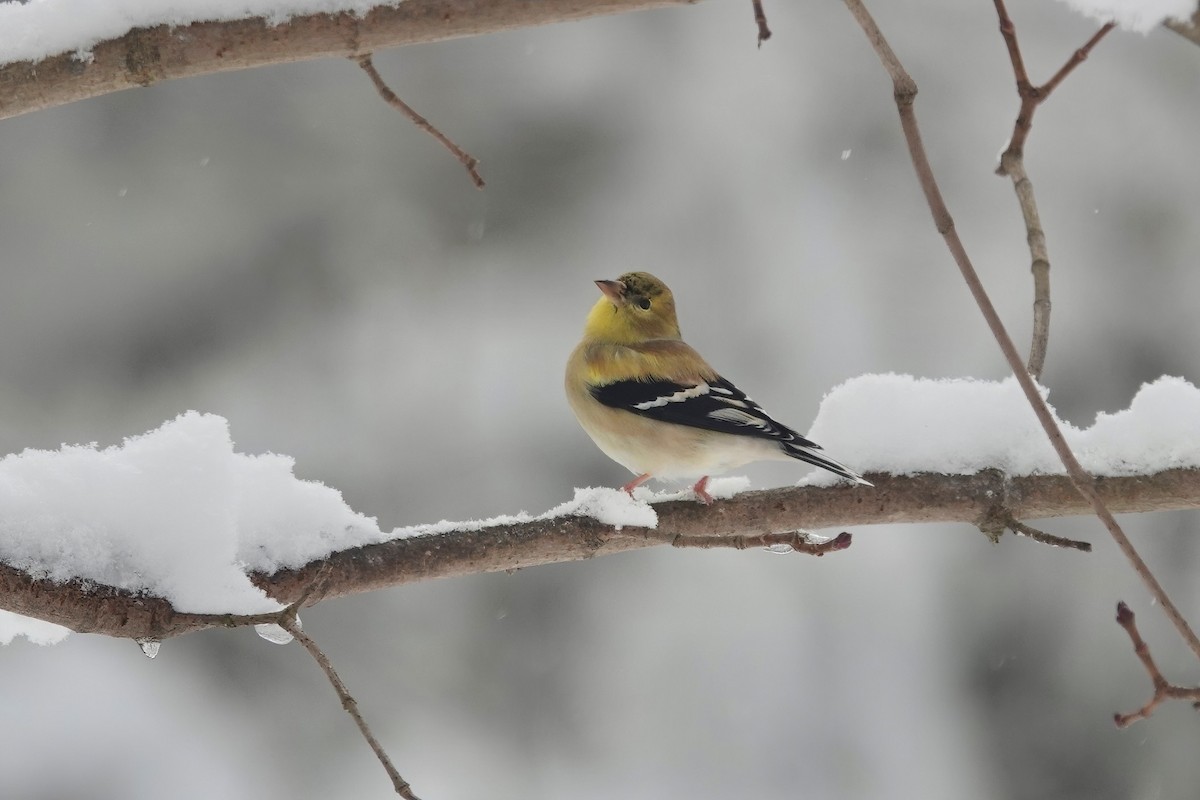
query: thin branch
[
  {"left": 670, "top": 529, "right": 852, "bottom": 554},
  {"left": 282, "top": 617, "right": 422, "bottom": 799},
  {"left": 1005, "top": 516, "right": 1091, "bottom": 551},
  {"left": 1039, "top": 24, "right": 1113, "bottom": 97},
  {"left": 356, "top": 53, "right": 485, "bottom": 189},
  {"left": 1113, "top": 602, "right": 1200, "bottom": 727},
  {"left": 993, "top": 0, "right": 1114, "bottom": 379},
  {"left": 995, "top": 0, "right": 1114, "bottom": 166},
  {"left": 976, "top": 505, "right": 1092, "bottom": 551},
  {"left": 5, "top": 468, "right": 1200, "bottom": 641},
  {"left": 840, "top": 0, "right": 1200, "bottom": 662},
  {"left": 1008, "top": 155, "right": 1052, "bottom": 379},
  {"left": 752, "top": 0, "right": 772, "bottom": 47},
  {"left": 0, "top": 1, "right": 699, "bottom": 122}
]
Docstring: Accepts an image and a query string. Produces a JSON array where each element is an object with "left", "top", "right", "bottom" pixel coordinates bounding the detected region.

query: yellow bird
[{"left": 565, "top": 272, "right": 871, "bottom": 503}]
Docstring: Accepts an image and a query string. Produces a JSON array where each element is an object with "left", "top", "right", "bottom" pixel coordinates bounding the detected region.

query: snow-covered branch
[
  {"left": 4, "top": 466, "right": 1200, "bottom": 642},
  {"left": 0, "top": 0, "right": 694, "bottom": 121}
]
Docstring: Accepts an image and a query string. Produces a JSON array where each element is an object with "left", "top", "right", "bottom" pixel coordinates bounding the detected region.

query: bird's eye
[{"left": 635, "top": 296, "right": 651, "bottom": 310}]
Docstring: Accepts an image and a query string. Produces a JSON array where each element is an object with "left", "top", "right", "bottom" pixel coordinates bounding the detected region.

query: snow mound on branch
[
  {"left": 0, "top": 412, "right": 672, "bottom": 645},
  {"left": 804, "top": 373, "right": 1200, "bottom": 482},
  {"left": 1054, "top": 0, "right": 1195, "bottom": 33}
]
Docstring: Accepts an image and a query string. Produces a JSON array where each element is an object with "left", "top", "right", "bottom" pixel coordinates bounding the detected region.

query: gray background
[{"left": 1, "top": 1, "right": 1199, "bottom": 798}]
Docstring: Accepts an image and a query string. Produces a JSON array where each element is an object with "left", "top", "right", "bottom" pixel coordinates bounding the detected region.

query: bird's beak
[{"left": 595, "top": 279, "right": 626, "bottom": 306}]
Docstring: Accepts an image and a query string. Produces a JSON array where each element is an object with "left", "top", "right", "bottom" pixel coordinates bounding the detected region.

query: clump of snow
[
  {"left": 0, "top": 411, "right": 386, "bottom": 645},
  {"left": 1076, "top": 376, "right": 1200, "bottom": 473},
  {"left": 805, "top": 373, "right": 1200, "bottom": 483},
  {"left": 0, "top": 0, "right": 405, "bottom": 66},
  {"left": 0, "top": 415, "right": 673, "bottom": 644},
  {"left": 1054, "top": 0, "right": 1195, "bottom": 33},
  {"left": 631, "top": 476, "right": 751, "bottom": 504},
  {"left": 397, "top": 486, "right": 659, "bottom": 538},
  {"left": 548, "top": 487, "right": 658, "bottom": 530}
]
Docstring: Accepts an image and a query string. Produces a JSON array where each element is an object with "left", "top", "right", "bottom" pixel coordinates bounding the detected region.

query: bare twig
[
  {"left": 1007, "top": 155, "right": 1052, "bottom": 379},
  {"left": 977, "top": 506, "right": 1092, "bottom": 551},
  {"left": 355, "top": 53, "right": 485, "bottom": 189},
  {"left": 282, "top": 616, "right": 422, "bottom": 799},
  {"left": 840, "top": 0, "right": 1200, "bottom": 662},
  {"left": 993, "top": 0, "right": 1114, "bottom": 379},
  {"left": 1113, "top": 602, "right": 1200, "bottom": 727},
  {"left": 671, "top": 529, "right": 852, "bottom": 554},
  {"left": 1006, "top": 517, "right": 1091, "bottom": 551},
  {"left": 752, "top": 0, "right": 772, "bottom": 47}
]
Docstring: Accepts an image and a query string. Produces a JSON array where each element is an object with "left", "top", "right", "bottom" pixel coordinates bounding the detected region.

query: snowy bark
[
  {"left": 3, "top": 467, "right": 1199, "bottom": 641},
  {"left": 0, "top": 0, "right": 695, "bottom": 121}
]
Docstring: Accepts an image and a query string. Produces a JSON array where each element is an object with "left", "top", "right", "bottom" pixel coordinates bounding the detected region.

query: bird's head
[{"left": 583, "top": 271, "right": 682, "bottom": 344}]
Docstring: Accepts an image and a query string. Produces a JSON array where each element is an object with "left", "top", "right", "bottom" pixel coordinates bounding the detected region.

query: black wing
[
  {"left": 590, "top": 376, "right": 817, "bottom": 446},
  {"left": 590, "top": 376, "right": 869, "bottom": 484}
]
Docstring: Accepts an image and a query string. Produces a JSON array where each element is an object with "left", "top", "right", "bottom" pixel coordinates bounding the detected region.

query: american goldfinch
[{"left": 565, "top": 272, "right": 871, "bottom": 504}]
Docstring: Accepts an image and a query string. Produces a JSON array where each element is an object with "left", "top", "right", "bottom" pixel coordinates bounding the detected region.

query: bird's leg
[
  {"left": 621, "top": 473, "right": 652, "bottom": 497},
  {"left": 691, "top": 476, "right": 714, "bottom": 505}
]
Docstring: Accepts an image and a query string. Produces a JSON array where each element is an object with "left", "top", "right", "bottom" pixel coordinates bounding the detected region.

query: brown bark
[
  {"left": 0, "top": 0, "right": 697, "bottom": 121},
  {"left": 3, "top": 468, "right": 1199, "bottom": 641}
]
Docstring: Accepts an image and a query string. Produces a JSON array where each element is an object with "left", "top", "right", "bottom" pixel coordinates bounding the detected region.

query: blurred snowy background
[{"left": 1, "top": 1, "right": 1199, "bottom": 798}]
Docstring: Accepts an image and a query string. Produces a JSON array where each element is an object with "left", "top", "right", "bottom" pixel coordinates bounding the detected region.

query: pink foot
[
  {"left": 621, "top": 473, "right": 652, "bottom": 497},
  {"left": 692, "top": 476, "right": 714, "bottom": 505}
]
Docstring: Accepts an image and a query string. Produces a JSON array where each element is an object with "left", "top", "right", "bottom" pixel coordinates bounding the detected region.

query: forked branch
[
  {"left": 992, "top": 0, "right": 1114, "bottom": 379},
  {"left": 839, "top": 0, "right": 1200, "bottom": 663},
  {"left": 1113, "top": 602, "right": 1200, "bottom": 727}
]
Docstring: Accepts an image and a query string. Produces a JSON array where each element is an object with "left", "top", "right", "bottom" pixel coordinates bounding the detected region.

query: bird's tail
[{"left": 782, "top": 442, "right": 873, "bottom": 486}]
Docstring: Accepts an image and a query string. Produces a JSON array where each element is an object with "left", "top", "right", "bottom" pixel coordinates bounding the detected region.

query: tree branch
[
  {"left": 1113, "top": 602, "right": 1200, "bottom": 727},
  {"left": 4, "top": 468, "right": 1200, "bottom": 641},
  {"left": 840, "top": 0, "right": 1200, "bottom": 662},
  {"left": 992, "top": 1, "right": 1113, "bottom": 379},
  {"left": 283, "top": 616, "right": 422, "bottom": 799},
  {"left": 355, "top": 52, "right": 485, "bottom": 188},
  {"left": 0, "top": 0, "right": 698, "bottom": 122}
]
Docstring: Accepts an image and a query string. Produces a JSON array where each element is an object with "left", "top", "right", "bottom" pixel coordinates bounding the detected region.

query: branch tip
[
  {"left": 355, "top": 52, "right": 485, "bottom": 190},
  {"left": 285, "top": 619, "right": 422, "bottom": 799},
  {"left": 1113, "top": 601, "right": 1200, "bottom": 727},
  {"left": 751, "top": 0, "right": 772, "bottom": 47}
]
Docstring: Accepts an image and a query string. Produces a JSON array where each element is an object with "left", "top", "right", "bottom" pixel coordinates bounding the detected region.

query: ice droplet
[
  {"left": 765, "top": 543, "right": 795, "bottom": 555},
  {"left": 255, "top": 620, "right": 298, "bottom": 645},
  {"left": 117, "top": 187, "right": 128, "bottom": 198},
  {"left": 840, "top": 149, "right": 852, "bottom": 161},
  {"left": 135, "top": 638, "right": 161, "bottom": 659}
]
